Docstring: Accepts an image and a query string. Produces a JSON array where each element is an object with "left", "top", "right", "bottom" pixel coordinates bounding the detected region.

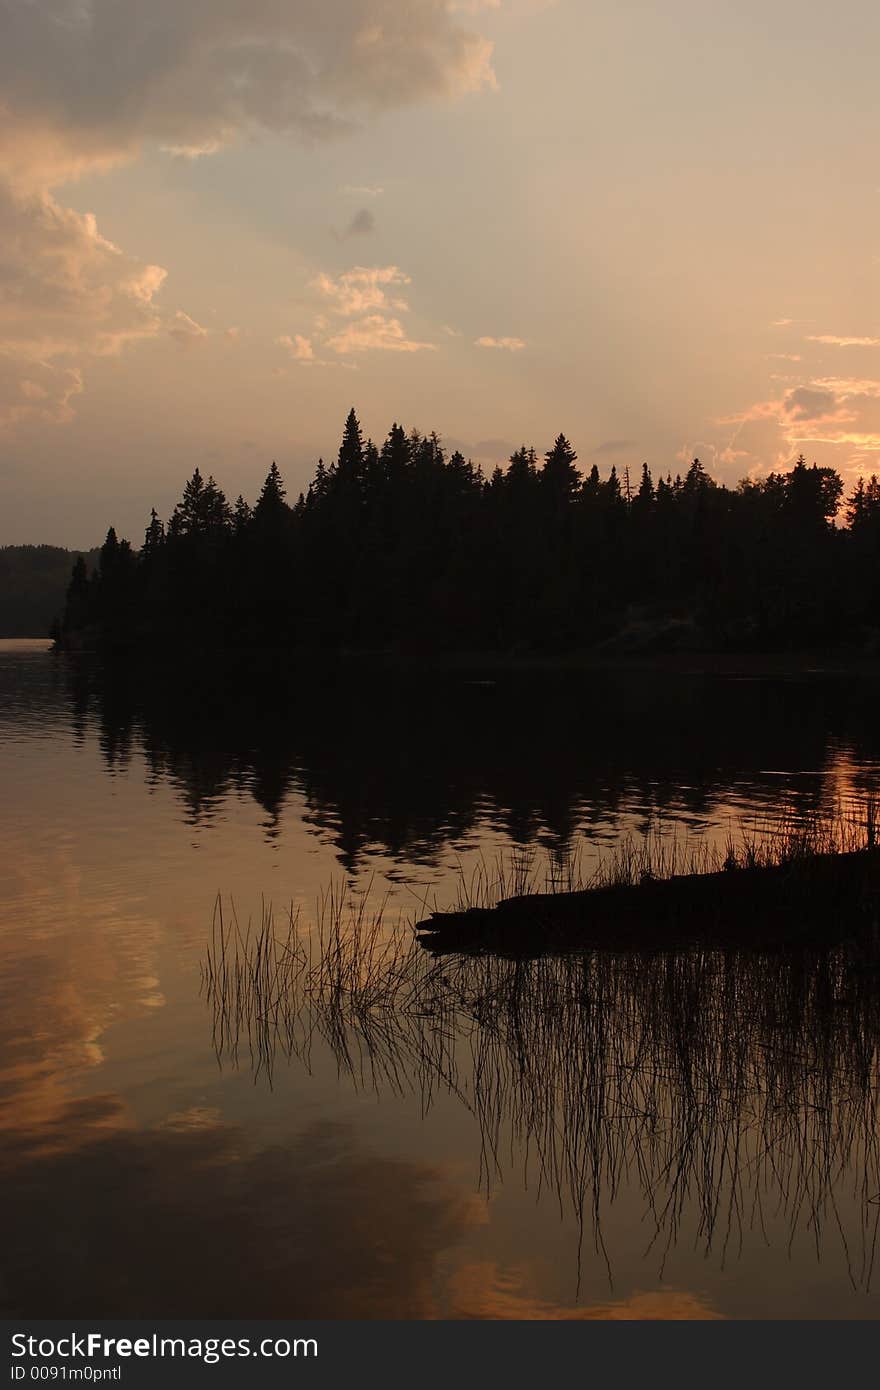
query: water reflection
[
  {"left": 61, "top": 657, "right": 880, "bottom": 871},
  {"left": 205, "top": 905, "right": 880, "bottom": 1296},
  {"left": 0, "top": 1092, "right": 725, "bottom": 1319},
  {"left": 3, "top": 646, "right": 880, "bottom": 1318},
  {"left": 0, "top": 1099, "right": 482, "bottom": 1317}
]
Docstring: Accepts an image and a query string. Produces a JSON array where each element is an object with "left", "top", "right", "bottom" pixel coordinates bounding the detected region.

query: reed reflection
[{"left": 204, "top": 890, "right": 880, "bottom": 1293}]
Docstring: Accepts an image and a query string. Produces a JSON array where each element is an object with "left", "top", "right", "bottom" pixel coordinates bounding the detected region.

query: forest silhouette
[{"left": 57, "top": 408, "right": 880, "bottom": 655}]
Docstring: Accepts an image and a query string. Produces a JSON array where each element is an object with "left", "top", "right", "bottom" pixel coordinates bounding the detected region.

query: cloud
[
  {"left": 0, "top": 183, "right": 166, "bottom": 358},
  {"left": 469, "top": 437, "right": 518, "bottom": 464},
  {"left": 0, "top": 355, "right": 83, "bottom": 427},
  {"left": 0, "top": 1, "right": 497, "bottom": 424},
  {"left": 277, "top": 333, "right": 315, "bottom": 362},
  {"left": 313, "top": 265, "right": 411, "bottom": 316},
  {"left": 593, "top": 438, "right": 637, "bottom": 455},
  {"left": 340, "top": 184, "right": 384, "bottom": 198},
  {"left": 718, "top": 373, "right": 880, "bottom": 481},
  {"left": 276, "top": 332, "right": 361, "bottom": 368},
  {"left": 309, "top": 263, "right": 436, "bottom": 354},
  {"left": 160, "top": 140, "right": 224, "bottom": 161},
  {"left": 0, "top": 181, "right": 168, "bottom": 422},
  {"left": 326, "top": 315, "right": 435, "bottom": 354},
  {"left": 807, "top": 335, "right": 880, "bottom": 348},
  {"left": 475, "top": 335, "right": 526, "bottom": 351},
  {"left": 0, "top": 1, "right": 497, "bottom": 190},
  {"left": 168, "top": 311, "right": 209, "bottom": 346},
  {"left": 675, "top": 441, "right": 721, "bottom": 474},
  {"left": 783, "top": 386, "right": 844, "bottom": 424},
  {"left": 344, "top": 207, "right": 376, "bottom": 238},
  {"left": 811, "top": 377, "right": 880, "bottom": 398}
]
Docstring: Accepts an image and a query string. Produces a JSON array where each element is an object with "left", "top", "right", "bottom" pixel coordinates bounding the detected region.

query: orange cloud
[
  {"left": 168, "top": 311, "right": 209, "bottom": 347},
  {"left": 277, "top": 333, "right": 315, "bottom": 362},
  {"left": 313, "top": 266, "right": 412, "bottom": 317},
  {"left": 476, "top": 336, "right": 526, "bottom": 351},
  {"left": 807, "top": 335, "right": 880, "bottom": 348},
  {"left": 0, "top": 3, "right": 498, "bottom": 424},
  {"left": 717, "top": 371, "right": 880, "bottom": 482},
  {"left": 326, "top": 315, "right": 436, "bottom": 354},
  {"left": 0, "top": 183, "right": 168, "bottom": 423}
]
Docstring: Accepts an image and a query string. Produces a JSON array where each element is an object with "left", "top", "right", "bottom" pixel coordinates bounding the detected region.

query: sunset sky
[{"left": 2, "top": 0, "right": 879, "bottom": 545}]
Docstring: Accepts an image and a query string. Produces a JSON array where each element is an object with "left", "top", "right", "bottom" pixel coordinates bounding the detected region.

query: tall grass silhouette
[{"left": 203, "top": 808, "right": 880, "bottom": 1292}]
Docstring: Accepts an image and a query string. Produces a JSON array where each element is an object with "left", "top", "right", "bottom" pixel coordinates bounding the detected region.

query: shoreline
[{"left": 39, "top": 638, "right": 880, "bottom": 680}]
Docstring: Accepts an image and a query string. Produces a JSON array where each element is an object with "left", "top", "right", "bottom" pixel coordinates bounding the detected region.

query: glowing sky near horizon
[{"left": 1, "top": 0, "right": 879, "bottom": 545}]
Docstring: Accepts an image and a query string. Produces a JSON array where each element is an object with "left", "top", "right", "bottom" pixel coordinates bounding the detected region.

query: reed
[{"left": 202, "top": 803, "right": 880, "bottom": 1290}]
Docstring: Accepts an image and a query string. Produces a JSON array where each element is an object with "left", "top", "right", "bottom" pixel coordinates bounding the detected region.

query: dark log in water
[{"left": 416, "top": 848, "right": 880, "bottom": 956}]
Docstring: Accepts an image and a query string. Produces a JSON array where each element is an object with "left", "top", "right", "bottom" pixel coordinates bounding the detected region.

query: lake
[{"left": 1, "top": 638, "right": 878, "bottom": 1319}]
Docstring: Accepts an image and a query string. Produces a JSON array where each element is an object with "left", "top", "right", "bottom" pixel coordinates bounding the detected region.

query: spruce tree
[
  {"left": 336, "top": 408, "right": 365, "bottom": 485},
  {"left": 581, "top": 464, "right": 601, "bottom": 506},
  {"left": 541, "top": 434, "right": 580, "bottom": 504},
  {"left": 380, "top": 423, "right": 411, "bottom": 484},
  {"left": 254, "top": 462, "right": 287, "bottom": 523},
  {"left": 635, "top": 463, "right": 655, "bottom": 508},
  {"left": 233, "top": 496, "right": 253, "bottom": 535},
  {"left": 143, "top": 509, "right": 164, "bottom": 555},
  {"left": 177, "top": 469, "right": 205, "bottom": 536}
]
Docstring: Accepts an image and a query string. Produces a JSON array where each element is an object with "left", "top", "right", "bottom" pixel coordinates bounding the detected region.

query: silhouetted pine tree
[
  {"left": 143, "top": 509, "right": 164, "bottom": 554},
  {"left": 335, "top": 408, "right": 365, "bottom": 493},
  {"left": 254, "top": 462, "right": 287, "bottom": 525},
  {"left": 541, "top": 434, "right": 579, "bottom": 506},
  {"left": 233, "top": 496, "right": 253, "bottom": 534},
  {"left": 634, "top": 463, "right": 655, "bottom": 511}
]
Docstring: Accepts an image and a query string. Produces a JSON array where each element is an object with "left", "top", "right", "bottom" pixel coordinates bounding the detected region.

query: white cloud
[{"left": 476, "top": 335, "right": 526, "bottom": 351}]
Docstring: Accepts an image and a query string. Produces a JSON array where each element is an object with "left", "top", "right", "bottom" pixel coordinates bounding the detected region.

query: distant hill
[{"left": 0, "top": 545, "right": 100, "bottom": 638}]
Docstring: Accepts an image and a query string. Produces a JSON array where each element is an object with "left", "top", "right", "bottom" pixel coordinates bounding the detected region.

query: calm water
[{"left": 1, "top": 639, "right": 878, "bottom": 1319}]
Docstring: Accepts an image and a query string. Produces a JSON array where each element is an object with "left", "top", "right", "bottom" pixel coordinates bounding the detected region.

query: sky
[{"left": 1, "top": 0, "right": 879, "bottom": 546}]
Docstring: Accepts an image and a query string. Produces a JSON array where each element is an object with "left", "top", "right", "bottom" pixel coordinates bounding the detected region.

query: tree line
[{"left": 56, "top": 408, "right": 880, "bottom": 655}]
